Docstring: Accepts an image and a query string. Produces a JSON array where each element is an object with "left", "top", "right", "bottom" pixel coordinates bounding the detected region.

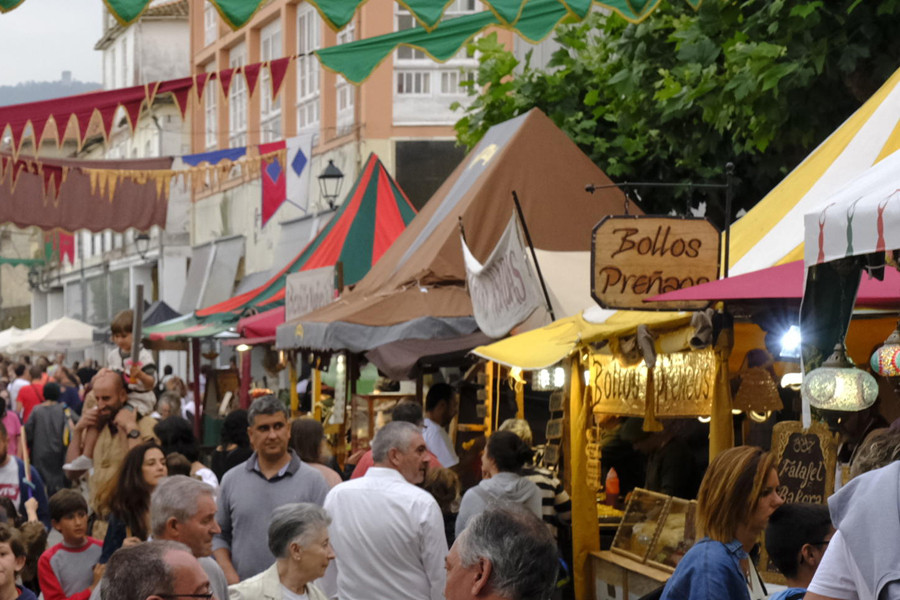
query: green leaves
[{"left": 453, "top": 0, "right": 900, "bottom": 215}]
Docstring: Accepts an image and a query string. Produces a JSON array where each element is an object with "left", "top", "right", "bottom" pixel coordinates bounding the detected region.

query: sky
[{"left": 0, "top": 0, "right": 103, "bottom": 86}]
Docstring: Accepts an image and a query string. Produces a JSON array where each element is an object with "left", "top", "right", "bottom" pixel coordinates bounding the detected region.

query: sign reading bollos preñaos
[{"left": 591, "top": 216, "right": 721, "bottom": 310}]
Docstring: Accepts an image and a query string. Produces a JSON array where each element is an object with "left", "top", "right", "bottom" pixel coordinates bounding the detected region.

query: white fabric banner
[
  {"left": 286, "top": 134, "right": 315, "bottom": 213},
  {"left": 285, "top": 265, "right": 336, "bottom": 321},
  {"left": 462, "top": 213, "right": 543, "bottom": 338}
]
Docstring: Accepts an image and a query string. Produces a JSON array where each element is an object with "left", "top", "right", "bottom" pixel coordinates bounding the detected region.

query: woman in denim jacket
[{"left": 661, "top": 446, "right": 785, "bottom": 600}]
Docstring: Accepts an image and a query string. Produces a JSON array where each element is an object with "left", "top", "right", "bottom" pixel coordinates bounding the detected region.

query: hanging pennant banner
[{"left": 462, "top": 213, "right": 543, "bottom": 338}]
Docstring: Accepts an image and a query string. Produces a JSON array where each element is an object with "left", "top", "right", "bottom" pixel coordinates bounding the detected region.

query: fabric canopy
[
  {"left": 7, "top": 317, "right": 96, "bottom": 353},
  {"left": 0, "top": 327, "right": 28, "bottom": 354},
  {"left": 728, "top": 65, "right": 900, "bottom": 275},
  {"left": 236, "top": 307, "right": 284, "bottom": 345},
  {"left": 0, "top": 153, "right": 171, "bottom": 232},
  {"left": 647, "top": 260, "right": 900, "bottom": 307},
  {"left": 277, "top": 108, "right": 633, "bottom": 353},
  {"left": 143, "top": 301, "right": 182, "bottom": 327},
  {"left": 146, "top": 153, "right": 416, "bottom": 341},
  {"left": 803, "top": 148, "right": 900, "bottom": 266},
  {"left": 472, "top": 311, "right": 691, "bottom": 370}
]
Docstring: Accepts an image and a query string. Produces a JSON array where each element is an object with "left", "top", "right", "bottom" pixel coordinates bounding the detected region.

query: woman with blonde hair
[{"left": 660, "top": 445, "right": 784, "bottom": 600}]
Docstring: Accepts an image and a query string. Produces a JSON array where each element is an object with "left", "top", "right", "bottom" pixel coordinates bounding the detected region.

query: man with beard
[
  {"left": 64, "top": 371, "right": 158, "bottom": 517},
  {"left": 325, "top": 421, "right": 447, "bottom": 600},
  {"left": 213, "top": 395, "right": 328, "bottom": 584}
]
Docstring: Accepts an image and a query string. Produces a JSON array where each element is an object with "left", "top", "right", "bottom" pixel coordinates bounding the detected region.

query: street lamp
[
  {"left": 27, "top": 266, "right": 40, "bottom": 291},
  {"left": 135, "top": 232, "right": 151, "bottom": 260},
  {"left": 317, "top": 160, "right": 344, "bottom": 209}
]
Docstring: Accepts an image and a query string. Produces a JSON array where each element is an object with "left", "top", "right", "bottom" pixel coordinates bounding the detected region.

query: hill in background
[{"left": 0, "top": 71, "right": 100, "bottom": 107}]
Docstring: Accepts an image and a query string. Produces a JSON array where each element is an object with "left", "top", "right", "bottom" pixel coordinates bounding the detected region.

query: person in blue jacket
[
  {"left": 661, "top": 446, "right": 784, "bottom": 600},
  {"left": 0, "top": 421, "right": 49, "bottom": 529}
]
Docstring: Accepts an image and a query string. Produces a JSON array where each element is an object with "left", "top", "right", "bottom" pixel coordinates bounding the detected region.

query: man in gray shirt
[
  {"left": 213, "top": 395, "right": 329, "bottom": 583},
  {"left": 25, "top": 381, "right": 70, "bottom": 497}
]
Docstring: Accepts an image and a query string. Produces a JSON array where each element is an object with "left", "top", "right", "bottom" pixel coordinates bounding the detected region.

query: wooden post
[
  {"left": 288, "top": 354, "right": 299, "bottom": 417},
  {"left": 312, "top": 367, "right": 322, "bottom": 421},
  {"left": 485, "top": 361, "right": 494, "bottom": 436},
  {"left": 239, "top": 349, "right": 251, "bottom": 409}
]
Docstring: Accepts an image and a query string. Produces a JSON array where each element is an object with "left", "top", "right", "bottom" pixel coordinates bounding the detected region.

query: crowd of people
[{"left": 0, "top": 308, "right": 565, "bottom": 600}]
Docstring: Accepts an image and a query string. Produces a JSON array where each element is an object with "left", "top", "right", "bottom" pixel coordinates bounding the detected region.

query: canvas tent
[
  {"left": 276, "top": 109, "right": 632, "bottom": 367},
  {"left": 7, "top": 317, "right": 96, "bottom": 353},
  {"left": 145, "top": 153, "right": 416, "bottom": 341}
]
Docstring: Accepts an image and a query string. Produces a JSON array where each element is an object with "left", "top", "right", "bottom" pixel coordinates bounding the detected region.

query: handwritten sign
[
  {"left": 591, "top": 216, "right": 720, "bottom": 310},
  {"left": 588, "top": 348, "right": 717, "bottom": 417},
  {"left": 771, "top": 421, "right": 836, "bottom": 504},
  {"left": 285, "top": 266, "right": 336, "bottom": 322}
]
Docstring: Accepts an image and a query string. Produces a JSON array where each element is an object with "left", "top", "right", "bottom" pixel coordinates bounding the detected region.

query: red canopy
[
  {"left": 646, "top": 260, "right": 900, "bottom": 306},
  {"left": 236, "top": 307, "right": 285, "bottom": 344}
]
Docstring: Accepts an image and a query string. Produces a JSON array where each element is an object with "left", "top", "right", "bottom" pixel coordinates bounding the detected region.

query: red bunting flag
[
  {"left": 243, "top": 62, "right": 262, "bottom": 97},
  {"left": 218, "top": 67, "right": 236, "bottom": 97},
  {"left": 268, "top": 57, "right": 291, "bottom": 101}
]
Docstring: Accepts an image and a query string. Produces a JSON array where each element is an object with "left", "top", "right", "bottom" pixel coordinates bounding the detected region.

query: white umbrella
[
  {"left": 7, "top": 317, "right": 97, "bottom": 354},
  {"left": 0, "top": 327, "right": 29, "bottom": 354}
]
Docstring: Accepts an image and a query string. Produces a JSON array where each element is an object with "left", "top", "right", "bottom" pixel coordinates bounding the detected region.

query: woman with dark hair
[
  {"left": 660, "top": 445, "right": 784, "bottom": 600},
  {"left": 154, "top": 416, "right": 218, "bottom": 488},
  {"left": 290, "top": 418, "right": 342, "bottom": 488},
  {"left": 454, "top": 430, "right": 542, "bottom": 537},
  {"left": 96, "top": 441, "right": 167, "bottom": 564},
  {"left": 211, "top": 409, "right": 252, "bottom": 481}
]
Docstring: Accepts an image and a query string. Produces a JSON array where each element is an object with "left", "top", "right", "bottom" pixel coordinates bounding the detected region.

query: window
[
  {"left": 440, "top": 70, "right": 474, "bottom": 95},
  {"left": 397, "top": 71, "right": 430, "bottom": 95},
  {"left": 229, "top": 43, "right": 247, "bottom": 148},
  {"left": 120, "top": 38, "right": 128, "bottom": 87},
  {"left": 204, "top": 4, "right": 218, "bottom": 46},
  {"left": 335, "top": 24, "right": 355, "bottom": 135},
  {"left": 296, "top": 6, "right": 321, "bottom": 134},
  {"left": 107, "top": 49, "right": 116, "bottom": 91},
  {"left": 204, "top": 63, "right": 217, "bottom": 150},
  {"left": 260, "top": 21, "right": 282, "bottom": 142}
]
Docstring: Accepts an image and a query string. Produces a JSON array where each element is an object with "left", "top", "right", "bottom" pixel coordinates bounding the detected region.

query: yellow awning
[{"left": 472, "top": 311, "right": 691, "bottom": 369}]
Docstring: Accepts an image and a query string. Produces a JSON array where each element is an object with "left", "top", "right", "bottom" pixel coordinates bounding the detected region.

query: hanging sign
[
  {"left": 591, "top": 216, "right": 720, "bottom": 310},
  {"left": 588, "top": 347, "right": 717, "bottom": 417},
  {"left": 285, "top": 266, "right": 337, "bottom": 321},
  {"left": 461, "top": 213, "right": 544, "bottom": 338},
  {"left": 771, "top": 421, "right": 836, "bottom": 504}
]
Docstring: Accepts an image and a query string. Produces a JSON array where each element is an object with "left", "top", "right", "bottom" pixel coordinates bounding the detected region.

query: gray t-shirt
[{"left": 25, "top": 402, "right": 69, "bottom": 496}]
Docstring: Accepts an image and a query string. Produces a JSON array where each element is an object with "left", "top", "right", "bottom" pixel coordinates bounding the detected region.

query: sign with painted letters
[
  {"left": 591, "top": 216, "right": 720, "bottom": 310},
  {"left": 462, "top": 213, "right": 543, "bottom": 338},
  {"left": 285, "top": 266, "right": 336, "bottom": 321}
]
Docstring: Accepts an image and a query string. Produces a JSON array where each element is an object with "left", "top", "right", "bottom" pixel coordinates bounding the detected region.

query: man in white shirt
[
  {"left": 7, "top": 364, "right": 28, "bottom": 413},
  {"left": 324, "top": 421, "right": 447, "bottom": 600},
  {"left": 423, "top": 383, "right": 459, "bottom": 468}
]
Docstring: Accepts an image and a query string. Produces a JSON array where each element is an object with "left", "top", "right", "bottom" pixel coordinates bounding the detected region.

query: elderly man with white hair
[
  {"left": 228, "top": 503, "right": 333, "bottom": 600},
  {"left": 445, "top": 505, "right": 559, "bottom": 600},
  {"left": 324, "top": 421, "right": 447, "bottom": 600}
]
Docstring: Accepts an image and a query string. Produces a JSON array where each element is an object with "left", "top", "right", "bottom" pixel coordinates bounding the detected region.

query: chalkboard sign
[{"left": 771, "top": 421, "right": 837, "bottom": 504}]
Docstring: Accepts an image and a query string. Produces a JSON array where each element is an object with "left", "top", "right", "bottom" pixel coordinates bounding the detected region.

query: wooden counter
[{"left": 590, "top": 550, "right": 669, "bottom": 600}]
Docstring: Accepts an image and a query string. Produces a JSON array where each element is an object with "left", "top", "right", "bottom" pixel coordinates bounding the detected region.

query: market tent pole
[
  {"left": 289, "top": 355, "right": 299, "bottom": 417},
  {"left": 709, "top": 326, "right": 735, "bottom": 459},
  {"left": 568, "top": 351, "right": 597, "bottom": 600},
  {"left": 240, "top": 351, "right": 252, "bottom": 409},
  {"left": 313, "top": 368, "right": 322, "bottom": 422},
  {"left": 191, "top": 339, "right": 202, "bottom": 442}
]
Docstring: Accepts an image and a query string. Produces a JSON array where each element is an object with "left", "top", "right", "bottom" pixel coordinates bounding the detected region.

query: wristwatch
[{"left": 127, "top": 429, "right": 141, "bottom": 439}]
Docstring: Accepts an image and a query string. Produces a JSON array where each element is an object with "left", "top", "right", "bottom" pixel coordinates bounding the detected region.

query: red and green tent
[{"left": 145, "top": 152, "right": 416, "bottom": 341}]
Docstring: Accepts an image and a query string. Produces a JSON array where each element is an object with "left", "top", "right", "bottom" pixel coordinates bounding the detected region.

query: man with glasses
[
  {"left": 765, "top": 503, "right": 834, "bottom": 600},
  {"left": 100, "top": 540, "right": 213, "bottom": 600}
]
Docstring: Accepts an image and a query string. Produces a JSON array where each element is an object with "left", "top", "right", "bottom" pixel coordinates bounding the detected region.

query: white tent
[
  {"left": 7, "top": 317, "right": 96, "bottom": 354},
  {"left": 0, "top": 327, "right": 29, "bottom": 354},
  {"left": 803, "top": 147, "right": 900, "bottom": 266}
]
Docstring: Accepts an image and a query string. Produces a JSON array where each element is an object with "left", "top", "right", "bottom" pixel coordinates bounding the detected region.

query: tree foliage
[{"left": 453, "top": 0, "right": 900, "bottom": 218}]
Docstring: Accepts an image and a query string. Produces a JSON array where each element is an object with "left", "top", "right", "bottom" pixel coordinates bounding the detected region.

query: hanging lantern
[
  {"left": 804, "top": 343, "right": 878, "bottom": 411},
  {"left": 870, "top": 321, "right": 900, "bottom": 377}
]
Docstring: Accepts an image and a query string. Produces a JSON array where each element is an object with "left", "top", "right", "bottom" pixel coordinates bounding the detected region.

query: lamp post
[
  {"left": 317, "top": 160, "right": 344, "bottom": 209},
  {"left": 135, "top": 232, "right": 151, "bottom": 260}
]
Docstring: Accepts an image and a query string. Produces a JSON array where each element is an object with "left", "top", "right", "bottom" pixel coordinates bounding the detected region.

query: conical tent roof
[
  {"left": 146, "top": 153, "right": 416, "bottom": 340},
  {"left": 277, "top": 108, "right": 633, "bottom": 353}
]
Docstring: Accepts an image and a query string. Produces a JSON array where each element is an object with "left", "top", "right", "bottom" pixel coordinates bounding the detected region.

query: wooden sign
[
  {"left": 285, "top": 266, "right": 336, "bottom": 321},
  {"left": 591, "top": 216, "right": 720, "bottom": 310},
  {"left": 588, "top": 348, "right": 717, "bottom": 417},
  {"left": 771, "top": 421, "right": 837, "bottom": 504}
]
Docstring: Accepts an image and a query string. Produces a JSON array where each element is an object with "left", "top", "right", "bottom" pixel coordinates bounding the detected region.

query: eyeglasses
[{"left": 157, "top": 594, "right": 214, "bottom": 599}]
